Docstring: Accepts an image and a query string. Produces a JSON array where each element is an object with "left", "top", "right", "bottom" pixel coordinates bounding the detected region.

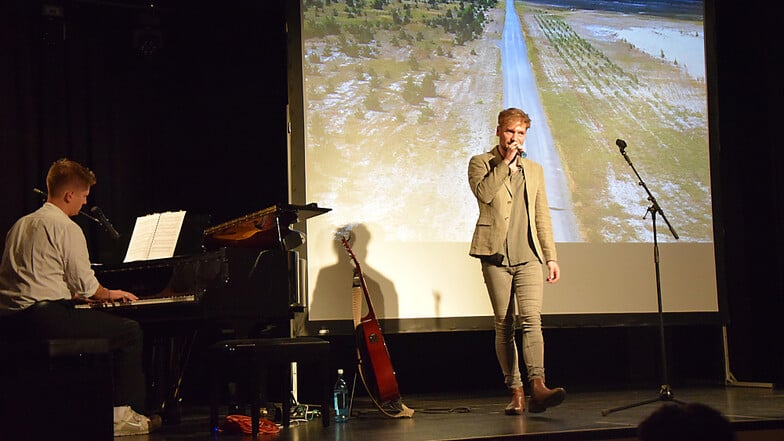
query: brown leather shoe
[
  {"left": 528, "top": 377, "right": 565, "bottom": 413},
  {"left": 504, "top": 386, "right": 525, "bottom": 415}
]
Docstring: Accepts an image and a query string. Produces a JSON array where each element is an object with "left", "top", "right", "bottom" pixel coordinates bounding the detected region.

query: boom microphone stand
[{"left": 601, "top": 139, "right": 684, "bottom": 416}]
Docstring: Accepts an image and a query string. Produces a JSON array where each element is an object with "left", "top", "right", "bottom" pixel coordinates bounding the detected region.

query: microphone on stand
[
  {"left": 33, "top": 187, "right": 48, "bottom": 201},
  {"left": 615, "top": 139, "right": 627, "bottom": 153},
  {"left": 90, "top": 206, "right": 121, "bottom": 240}
]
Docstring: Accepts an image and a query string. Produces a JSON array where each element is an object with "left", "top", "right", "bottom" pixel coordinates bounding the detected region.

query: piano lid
[{"left": 203, "top": 203, "right": 330, "bottom": 249}]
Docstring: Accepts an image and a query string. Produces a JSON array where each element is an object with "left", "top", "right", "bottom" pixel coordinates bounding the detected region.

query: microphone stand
[
  {"left": 33, "top": 187, "right": 115, "bottom": 235},
  {"left": 601, "top": 141, "right": 683, "bottom": 416}
]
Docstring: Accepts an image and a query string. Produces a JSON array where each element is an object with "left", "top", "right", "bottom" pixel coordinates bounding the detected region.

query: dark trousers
[{"left": 0, "top": 301, "right": 147, "bottom": 413}]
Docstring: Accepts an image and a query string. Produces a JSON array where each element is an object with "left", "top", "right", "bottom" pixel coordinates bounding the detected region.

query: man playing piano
[{"left": 0, "top": 158, "right": 161, "bottom": 436}]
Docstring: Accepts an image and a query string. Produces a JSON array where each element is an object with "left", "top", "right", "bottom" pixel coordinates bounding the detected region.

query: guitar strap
[
  {"left": 351, "top": 276, "right": 414, "bottom": 419},
  {"left": 358, "top": 367, "right": 415, "bottom": 418}
]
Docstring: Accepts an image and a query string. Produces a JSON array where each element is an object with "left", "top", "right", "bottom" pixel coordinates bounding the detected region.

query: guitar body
[
  {"left": 342, "top": 237, "right": 405, "bottom": 408},
  {"left": 355, "top": 317, "right": 400, "bottom": 404}
]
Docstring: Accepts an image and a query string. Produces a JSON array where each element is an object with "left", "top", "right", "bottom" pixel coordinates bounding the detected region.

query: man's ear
[{"left": 62, "top": 190, "right": 73, "bottom": 203}]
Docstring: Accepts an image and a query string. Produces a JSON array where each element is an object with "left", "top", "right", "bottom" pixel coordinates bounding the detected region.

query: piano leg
[{"left": 147, "top": 330, "right": 198, "bottom": 424}]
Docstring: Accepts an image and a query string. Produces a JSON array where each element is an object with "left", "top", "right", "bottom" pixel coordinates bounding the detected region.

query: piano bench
[
  {"left": 0, "top": 338, "right": 113, "bottom": 439},
  {"left": 208, "top": 337, "right": 331, "bottom": 434}
]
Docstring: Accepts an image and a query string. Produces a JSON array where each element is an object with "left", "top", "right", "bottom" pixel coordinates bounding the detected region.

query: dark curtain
[
  {"left": 713, "top": 0, "right": 784, "bottom": 384},
  {"left": 0, "top": 0, "right": 288, "bottom": 263}
]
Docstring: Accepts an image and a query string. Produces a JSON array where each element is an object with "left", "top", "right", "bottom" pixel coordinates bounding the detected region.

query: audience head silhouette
[{"left": 638, "top": 403, "right": 734, "bottom": 441}]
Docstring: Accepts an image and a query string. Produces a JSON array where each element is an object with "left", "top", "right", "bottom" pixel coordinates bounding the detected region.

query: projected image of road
[
  {"left": 499, "top": 0, "right": 579, "bottom": 241},
  {"left": 301, "top": 0, "right": 710, "bottom": 245},
  {"left": 299, "top": 0, "right": 716, "bottom": 322}
]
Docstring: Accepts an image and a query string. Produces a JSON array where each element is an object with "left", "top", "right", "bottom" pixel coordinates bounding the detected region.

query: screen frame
[{"left": 285, "top": 0, "right": 728, "bottom": 335}]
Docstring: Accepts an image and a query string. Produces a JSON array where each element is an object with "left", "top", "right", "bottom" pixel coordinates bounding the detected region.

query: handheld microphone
[
  {"left": 510, "top": 142, "right": 527, "bottom": 159},
  {"left": 90, "top": 206, "right": 121, "bottom": 240},
  {"left": 615, "top": 139, "right": 627, "bottom": 153}
]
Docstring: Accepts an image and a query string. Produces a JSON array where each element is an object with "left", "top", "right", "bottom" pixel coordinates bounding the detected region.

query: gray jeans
[{"left": 481, "top": 260, "right": 545, "bottom": 388}]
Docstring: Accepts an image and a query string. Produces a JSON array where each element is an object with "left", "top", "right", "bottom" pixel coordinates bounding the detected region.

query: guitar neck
[{"left": 353, "top": 269, "right": 376, "bottom": 320}]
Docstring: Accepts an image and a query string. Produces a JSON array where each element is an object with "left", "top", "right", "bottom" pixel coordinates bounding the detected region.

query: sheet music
[{"left": 124, "top": 211, "right": 187, "bottom": 262}]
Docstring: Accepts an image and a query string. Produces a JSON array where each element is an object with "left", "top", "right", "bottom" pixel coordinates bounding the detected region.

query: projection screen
[{"left": 291, "top": 0, "right": 718, "bottom": 333}]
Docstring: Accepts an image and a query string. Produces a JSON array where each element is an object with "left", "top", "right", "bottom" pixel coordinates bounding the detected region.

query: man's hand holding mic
[{"left": 503, "top": 141, "right": 525, "bottom": 174}]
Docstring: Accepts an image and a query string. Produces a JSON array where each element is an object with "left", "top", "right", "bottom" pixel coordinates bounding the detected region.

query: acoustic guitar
[{"left": 341, "top": 237, "right": 401, "bottom": 404}]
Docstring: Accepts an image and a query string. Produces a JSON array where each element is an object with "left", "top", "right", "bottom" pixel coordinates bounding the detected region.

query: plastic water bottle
[{"left": 333, "top": 368, "right": 349, "bottom": 423}]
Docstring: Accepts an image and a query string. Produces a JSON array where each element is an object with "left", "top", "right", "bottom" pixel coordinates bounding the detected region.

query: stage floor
[{"left": 142, "top": 385, "right": 784, "bottom": 441}]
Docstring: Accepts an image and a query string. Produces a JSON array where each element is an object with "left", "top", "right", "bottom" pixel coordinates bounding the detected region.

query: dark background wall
[
  {"left": 0, "top": 0, "right": 289, "bottom": 262},
  {"left": 1, "top": 0, "right": 782, "bottom": 399}
]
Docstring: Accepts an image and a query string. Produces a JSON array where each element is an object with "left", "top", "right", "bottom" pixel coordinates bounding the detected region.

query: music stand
[{"left": 601, "top": 139, "right": 684, "bottom": 416}]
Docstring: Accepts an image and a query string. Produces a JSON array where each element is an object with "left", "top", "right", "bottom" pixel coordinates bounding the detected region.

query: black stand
[{"left": 601, "top": 139, "right": 683, "bottom": 417}]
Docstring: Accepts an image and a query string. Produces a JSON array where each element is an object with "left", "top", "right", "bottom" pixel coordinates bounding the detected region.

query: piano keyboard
[{"left": 75, "top": 294, "right": 196, "bottom": 309}]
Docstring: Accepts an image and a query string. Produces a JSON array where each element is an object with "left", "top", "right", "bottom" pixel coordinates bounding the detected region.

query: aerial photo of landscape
[{"left": 301, "top": 0, "right": 710, "bottom": 244}]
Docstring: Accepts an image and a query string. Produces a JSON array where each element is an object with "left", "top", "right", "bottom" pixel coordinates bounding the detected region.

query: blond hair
[
  {"left": 46, "top": 158, "right": 97, "bottom": 197},
  {"left": 497, "top": 107, "right": 531, "bottom": 129}
]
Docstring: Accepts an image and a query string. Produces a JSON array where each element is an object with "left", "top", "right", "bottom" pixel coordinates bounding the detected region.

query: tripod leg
[
  {"left": 602, "top": 385, "right": 687, "bottom": 416},
  {"left": 601, "top": 396, "right": 661, "bottom": 416}
]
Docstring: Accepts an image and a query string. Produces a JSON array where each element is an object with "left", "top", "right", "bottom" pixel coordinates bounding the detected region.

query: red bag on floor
[{"left": 219, "top": 414, "right": 281, "bottom": 435}]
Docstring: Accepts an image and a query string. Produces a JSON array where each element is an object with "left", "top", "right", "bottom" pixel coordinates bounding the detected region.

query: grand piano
[
  {"left": 87, "top": 204, "right": 329, "bottom": 422},
  {"left": 88, "top": 249, "right": 228, "bottom": 311},
  {"left": 86, "top": 248, "right": 227, "bottom": 422}
]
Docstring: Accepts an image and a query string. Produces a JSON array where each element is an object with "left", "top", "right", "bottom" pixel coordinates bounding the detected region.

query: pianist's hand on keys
[{"left": 85, "top": 287, "right": 139, "bottom": 306}]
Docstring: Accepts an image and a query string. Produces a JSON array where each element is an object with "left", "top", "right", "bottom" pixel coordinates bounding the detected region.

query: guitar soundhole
[{"left": 369, "top": 333, "right": 378, "bottom": 343}]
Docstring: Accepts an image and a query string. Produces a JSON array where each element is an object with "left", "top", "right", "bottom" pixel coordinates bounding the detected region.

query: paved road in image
[{"left": 500, "top": 0, "right": 580, "bottom": 242}]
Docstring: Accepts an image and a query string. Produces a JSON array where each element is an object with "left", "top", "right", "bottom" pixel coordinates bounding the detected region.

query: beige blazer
[{"left": 468, "top": 147, "right": 557, "bottom": 264}]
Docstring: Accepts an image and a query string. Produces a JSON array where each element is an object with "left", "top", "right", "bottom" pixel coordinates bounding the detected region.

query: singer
[
  {"left": 0, "top": 158, "right": 161, "bottom": 436},
  {"left": 468, "top": 108, "right": 565, "bottom": 415}
]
